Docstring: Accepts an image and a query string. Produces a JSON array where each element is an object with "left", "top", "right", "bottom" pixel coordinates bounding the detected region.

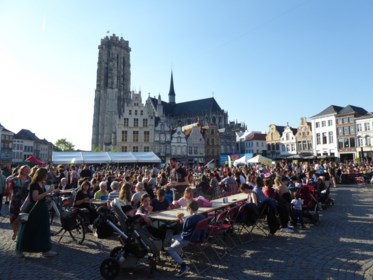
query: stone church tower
[{"left": 91, "top": 34, "right": 131, "bottom": 151}]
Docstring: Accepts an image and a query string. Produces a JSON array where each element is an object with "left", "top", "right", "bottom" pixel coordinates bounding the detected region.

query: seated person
[
  {"left": 58, "top": 177, "right": 69, "bottom": 190},
  {"left": 166, "top": 200, "right": 205, "bottom": 277},
  {"left": 131, "top": 182, "right": 148, "bottom": 208},
  {"left": 151, "top": 188, "right": 170, "bottom": 212},
  {"left": 107, "top": 181, "right": 120, "bottom": 206},
  {"left": 135, "top": 193, "right": 153, "bottom": 224},
  {"left": 172, "top": 187, "right": 194, "bottom": 208},
  {"left": 74, "top": 179, "right": 96, "bottom": 225},
  {"left": 94, "top": 181, "right": 109, "bottom": 200}
]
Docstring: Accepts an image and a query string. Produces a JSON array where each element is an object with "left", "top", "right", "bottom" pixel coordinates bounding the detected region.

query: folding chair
[
  {"left": 248, "top": 203, "right": 270, "bottom": 238},
  {"left": 208, "top": 210, "right": 235, "bottom": 259},
  {"left": 234, "top": 203, "right": 254, "bottom": 244},
  {"left": 225, "top": 204, "right": 240, "bottom": 247},
  {"left": 181, "top": 216, "right": 213, "bottom": 275}
]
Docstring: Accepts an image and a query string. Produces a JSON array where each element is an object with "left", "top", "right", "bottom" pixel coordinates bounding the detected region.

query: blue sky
[{"left": 1, "top": 0, "right": 372, "bottom": 151}]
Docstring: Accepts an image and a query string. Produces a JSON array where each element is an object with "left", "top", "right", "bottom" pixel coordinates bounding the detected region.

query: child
[
  {"left": 166, "top": 200, "right": 205, "bottom": 277},
  {"left": 291, "top": 194, "right": 306, "bottom": 229}
]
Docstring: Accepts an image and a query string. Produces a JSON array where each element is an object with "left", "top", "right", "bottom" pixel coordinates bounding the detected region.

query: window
[
  {"left": 122, "top": 146, "right": 127, "bottom": 152},
  {"left": 321, "top": 121, "right": 326, "bottom": 127},
  {"left": 364, "top": 122, "right": 371, "bottom": 131},
  {"left": 177, "top": 137, "right": 181, "bottom": 143},
  {"left": 135, "top": 110, "right": 138, "bottom": 116},
  {"left": 328, "top": 120, "right": 333, "bottom": 126},
  {"left": 144, "top": 131, "right": 150, "bottom": 142},
  {"left": 316, "top": 133, "right": 321, "bottom": 145},
  {"left": 343, "top": 127, "right": 349, "bottom": 135},
  {"left": 303, "top": 141, "right": 307, "bottom": 151},
  {"left": 144, "top": 146, "right": 149, "bottom": 152},
  {"left": 141, "top": 110, "right": 143, "bottom": 116},
  {"left": 129, "top": 110, "right": 132, "bottom": 115},
  {"left": 356, "top": 123, "right": 362, "bottom": 132},
  {"left": 316, "top": 122, "right": 320, "bottom": 128},
  {"left": 291, "top": 144, "right": 295, "bottom": 151},
  {"left": 188, "top": 146, "right": 193, "bottom": 154},
  {"left": 322, "top": 132, "right": 327, "bottom": 144},
  {"left": 134, "top": 118, "right": 138, "bottom": 127},
  {"left": 357, "top": 136, "right": 363, "bottom": 147},
  {"left": 337, "top": 119, "right": 342, "bottom": 124},
  {"left": 350, "top": 125, "right": 355, "bottom": 134},
  {"left": 285, "top": 133, "right": 290, "bottom": 141},
  {"left": 365, "top": 136, "right": 371, "bottom": 146},
  {"left": 133, "top": 131, "right": 139, "bottom": 142},
  {"left": 133, "top": 146, "right": 138, "bottom": 152},
  {"left": 143, "top": 119, "right": 148, "bottom": 127},
  {"left": 194, "top": 147, "right": 198, "bottom": 155},
  {"left": 338, "top": 139, "right": 344, "bottom": 149},
  {"left": 350, "top": 137, "right": 355, "bottom": 148},
  {"left": 349, "top": 117, "right": 353, "bottom": 123},
  {"left": 337, "top": 127, "right": 343, "bottom": 136},
  {"left": 121, "top": 131, "right": 127, "bottom": 142},
  {"left": 344, "top": 138, "right": 349, "bottom": 148},
  {"left": 328, "top": 131, "right": 333, "bottom": 144},
  {"left": 343, "top": 118, "right": 348, "bottom": 124}
]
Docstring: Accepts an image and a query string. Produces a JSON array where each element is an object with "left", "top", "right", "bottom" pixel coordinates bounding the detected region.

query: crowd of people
[{"left": 0, "top": 157, "right": 372, "bottom": 276}]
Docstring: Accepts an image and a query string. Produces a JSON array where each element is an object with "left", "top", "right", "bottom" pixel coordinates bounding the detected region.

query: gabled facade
[
  {"left": 170, "top": 127, "right": 187, "bottom": 161},
  {"left": 311, "top": 105, "right": 343, "bottom": 157},
  {"left": 184, "top": 124, "right": 205, "bottom": 164},
  {"left": 336, "top": 105, "right": 367, "bottom": 161},
  {"left": 266, "top": 124, "right": 285, "bottom": 159},
  {"left": 116, "top": 91, "right": 155, "bottom": 153},
  {"left": 355, "top": 112, "right": 373, "bottom": 161},
  {"left": 280, "top": 124, "right": 298, "bottom": 156},
  {"left": 295, "top": 117, "right": 313, "bottom": 155},
  {"left": 203, "top": 124, "right": 221, "bottom": 165}
]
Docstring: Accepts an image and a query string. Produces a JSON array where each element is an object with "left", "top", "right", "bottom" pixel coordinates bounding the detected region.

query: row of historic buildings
[
  {"left": 0, "top": 126, "right": 53, "bottom": 166},
  {"left": 242, "top": 105, "right": 372, "bottom": 162}
]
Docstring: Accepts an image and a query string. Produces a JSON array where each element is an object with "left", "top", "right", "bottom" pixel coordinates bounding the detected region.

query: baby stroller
[
  {"left": 297, "top": 184, "right": 320, "bottom": 225},
  {"left": 99, "top": 199, "right": 162, "bottom": 280}
]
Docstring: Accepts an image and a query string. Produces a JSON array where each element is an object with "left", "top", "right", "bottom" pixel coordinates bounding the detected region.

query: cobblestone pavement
[{"left": 1, "top": 184, "right": 372, "bottom": 280}]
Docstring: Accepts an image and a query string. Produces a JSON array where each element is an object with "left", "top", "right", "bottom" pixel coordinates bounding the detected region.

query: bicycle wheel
[{"left": 68, "top": 214, "right": 85, "bottom": 244}]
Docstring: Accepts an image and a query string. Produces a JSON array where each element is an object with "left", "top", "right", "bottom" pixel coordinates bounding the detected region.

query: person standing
[
  {"left": 8, "top": 165, "right": 31, "bottom": 241},
  {"left": 16, "top": 167, "right": 57, "bottom": 257},
  {"left": 167, "top": 158, "right": 189, "bottom": 200}
]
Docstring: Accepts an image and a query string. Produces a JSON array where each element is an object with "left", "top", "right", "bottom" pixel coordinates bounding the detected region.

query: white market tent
[
  {"left": 52, "top": 152, "right": 161, "bottom": 164},
  {"left": 246, "top": 155, "right": 273, "bottom": 165},
  {"left": 233, "top": 154, "right": 253, "bottom": 166}
]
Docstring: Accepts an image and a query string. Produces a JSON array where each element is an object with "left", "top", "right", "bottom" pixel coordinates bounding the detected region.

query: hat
[{"left": 122, "top": 205, "right": 133, "bottom": 213}]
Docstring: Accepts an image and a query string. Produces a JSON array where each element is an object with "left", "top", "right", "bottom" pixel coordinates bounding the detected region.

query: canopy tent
[
  {"left": 246, "top": 155, "right": 273, "bottom": 165},
  {"left": 25, "top": 155, "right": 46, "bottom": 167},
  {"left": 52, "top": 152, "right": 161, "bottom": 164},
  {"left": 233, "top": 154, "right": 253, "bottom": 166}
]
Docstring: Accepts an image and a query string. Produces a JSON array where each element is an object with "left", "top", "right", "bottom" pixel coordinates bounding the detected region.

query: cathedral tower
[{"left": 91, "top": 34, "right": 131, "bottom": 151}]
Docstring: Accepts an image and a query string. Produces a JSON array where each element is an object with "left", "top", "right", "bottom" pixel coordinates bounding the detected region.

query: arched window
[{"left": 365, "top": 135, "right": 371, "bottom": 146}]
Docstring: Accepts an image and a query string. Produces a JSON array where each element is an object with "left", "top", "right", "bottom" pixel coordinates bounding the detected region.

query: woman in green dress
[{"left": 16, "top": 167, "right": 57, "bottom": 258}]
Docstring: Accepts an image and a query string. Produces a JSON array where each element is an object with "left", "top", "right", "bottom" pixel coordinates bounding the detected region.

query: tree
[{"left": 54, "top": 138, "right": 75, "bottom": 151}]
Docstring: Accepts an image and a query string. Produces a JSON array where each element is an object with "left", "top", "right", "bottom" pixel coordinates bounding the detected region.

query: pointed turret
[{"left": 168, "top": 71, "right": 175, "bottom": 104}]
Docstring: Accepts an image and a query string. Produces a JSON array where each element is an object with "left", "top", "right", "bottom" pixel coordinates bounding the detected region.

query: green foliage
[
  {"left": 93, "top": 147, "right": 102, "bottom": 152},
  {"left": 54, "top": 138, "right": 75, "bottom": 151}
]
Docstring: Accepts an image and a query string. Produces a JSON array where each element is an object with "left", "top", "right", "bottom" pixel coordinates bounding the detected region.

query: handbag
[
  {"left": 20, "top": 194, "right": 30, "bottom": 213},
  {"left": 19, "top": 200, "right": 39, "bottom": 223}
]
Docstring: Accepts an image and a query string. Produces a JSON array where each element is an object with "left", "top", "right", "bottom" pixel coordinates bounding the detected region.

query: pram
[{"left": 99, "top": 199, "right": 162, "bottom": 280}]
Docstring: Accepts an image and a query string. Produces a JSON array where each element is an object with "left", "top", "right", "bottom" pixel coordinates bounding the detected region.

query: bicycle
[{"left": 48, "top": 190, "right": 86, "bottom": 244}]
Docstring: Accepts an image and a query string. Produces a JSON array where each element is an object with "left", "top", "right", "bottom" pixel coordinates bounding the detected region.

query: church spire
[{"left": 168, "top": 71, "right": 175, "bottom": 104}]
